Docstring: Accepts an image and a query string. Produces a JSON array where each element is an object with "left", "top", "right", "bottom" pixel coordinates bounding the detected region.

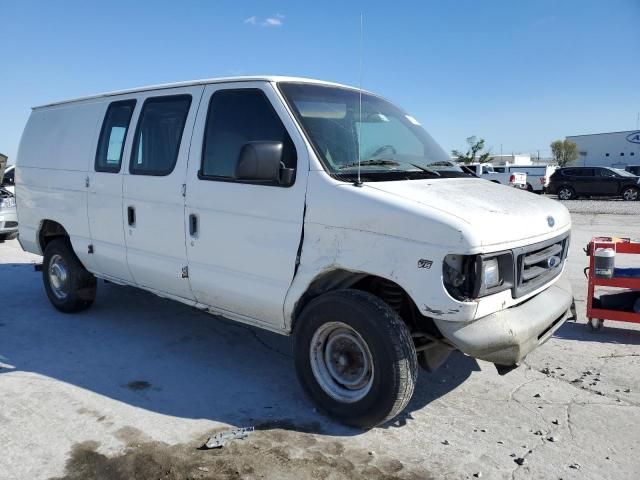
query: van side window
[
  {"left": 130, "top": 95, "right": 192, "bottom": 176},
  {"left": 200, "top": 89, "right": 296, "bottom": 182},
  {"left": 95, "top": 100, "right": 136, "bottom": 173}
]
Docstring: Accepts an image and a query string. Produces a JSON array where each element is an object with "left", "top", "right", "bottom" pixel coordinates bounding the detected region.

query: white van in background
[
  {"left": 463, "top": 163, "right": 527, "bottom": 188},
  {"left": 494, "top": 165, "right": 557, "bottom": 193},
  {"left": 16, "top": 76, "right": 573, "bottom": 428}
]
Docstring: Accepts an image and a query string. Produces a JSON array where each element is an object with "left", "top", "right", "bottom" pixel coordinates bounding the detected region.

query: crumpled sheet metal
[{"left": 202, "top": 427, "right": 255, "bottom": 449}]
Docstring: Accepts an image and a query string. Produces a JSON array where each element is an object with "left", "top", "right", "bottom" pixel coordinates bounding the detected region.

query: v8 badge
[{"left": 418, "top": 259, "right": 433, "bottom": 269}]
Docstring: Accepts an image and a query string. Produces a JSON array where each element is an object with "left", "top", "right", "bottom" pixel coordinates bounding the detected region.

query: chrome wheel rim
[
  {"left": 310, "top": 322, "right": 374, "bottom": 403},
  {"left": 623, "top": 189, "right": 638, "bottom": 201},
  {"left": 558, "top": 188, "right": 571, "bottom": 200},
  {"left": 48, "top": 254, "right": 69, "bottom": 300}
]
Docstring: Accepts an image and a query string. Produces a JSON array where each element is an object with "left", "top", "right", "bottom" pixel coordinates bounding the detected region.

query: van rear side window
[
  {"left": 130, "top": 95, "right": 192, "bottom": 176},
  {"left": 95, "top": 100, "right": 136, "bottom": 173}
]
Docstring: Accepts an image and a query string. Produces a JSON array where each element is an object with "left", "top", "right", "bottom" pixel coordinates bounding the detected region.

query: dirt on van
[{"left": 52, "top": 423, "right": 432, "bottom": 480}]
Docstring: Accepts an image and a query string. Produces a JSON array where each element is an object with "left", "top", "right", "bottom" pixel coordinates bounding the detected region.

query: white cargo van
[{"left": 16, "top": 77, "right": 573, "bottom": 428}]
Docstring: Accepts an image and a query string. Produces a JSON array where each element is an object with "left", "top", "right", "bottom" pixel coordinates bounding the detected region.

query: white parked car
[
  {"left": 464, "top": 163, "right": 527, "bottom": 188},
  {"left": 16, "top": 76, "right": 573, "bottom": 428},
  {"left": 0, "top": 186, "right": 18, "bottom": 241}
]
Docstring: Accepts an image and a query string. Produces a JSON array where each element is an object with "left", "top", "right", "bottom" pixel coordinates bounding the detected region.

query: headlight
[
  {"left": 0, "top": 197, "right": 16, "bottom": 209},
  {"left": 482, "top": 258, "right": 500, "bottom": 288},
  {"left": 444, "top": 253, "right": 514, "bottom": 301}
]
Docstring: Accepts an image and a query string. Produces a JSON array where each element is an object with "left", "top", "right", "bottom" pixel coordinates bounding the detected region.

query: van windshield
[{"left": 278, "top": 83, "right": 469, "bottom": 182}]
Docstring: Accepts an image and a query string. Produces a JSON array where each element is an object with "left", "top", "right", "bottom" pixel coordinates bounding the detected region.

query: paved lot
[
  {"left": 545, "top": 195, "right": 639, "bottom": 215},
  {"left": 1, "top": 212, "right": 639, "bottom": 480}
]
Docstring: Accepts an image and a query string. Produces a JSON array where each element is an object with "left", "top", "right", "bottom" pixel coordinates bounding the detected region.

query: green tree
[
  {"left": 452, "top": 136, "right": 492, "bottom": 164},
  {"left": 550, "top": 139, "right": 579, "bottom": 167}
]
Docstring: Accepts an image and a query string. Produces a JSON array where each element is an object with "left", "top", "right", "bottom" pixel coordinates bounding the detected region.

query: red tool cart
[{"left": 586, "top": 237, "right": 640, "bottom": 331}]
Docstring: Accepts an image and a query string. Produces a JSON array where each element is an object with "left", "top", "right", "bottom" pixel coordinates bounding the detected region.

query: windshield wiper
[
  {"left": 409, "top": 163, "right": 441, "bottom": 176},
  {"left": 338, "top": 159, "right": 400, "bottom": 170}
]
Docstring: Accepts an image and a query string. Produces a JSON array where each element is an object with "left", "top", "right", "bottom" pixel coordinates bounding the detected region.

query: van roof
[{"left": 33, "top": 76, "right": 359, "bottom": 110}]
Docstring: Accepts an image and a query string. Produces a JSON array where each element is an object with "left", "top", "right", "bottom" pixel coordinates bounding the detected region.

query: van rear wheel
[
  {"left": 43, "top": 238, "right": 96, "bottom": 312},
  {"left": 294, "top": 289, "right": 418, "bottom": 429}
]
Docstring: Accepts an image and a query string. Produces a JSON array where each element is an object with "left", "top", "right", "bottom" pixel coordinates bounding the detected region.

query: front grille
[
  {"left": 514, "top": 234, "right": 569, "bottom": 297},
  {"left": 4, "top": 221, "right": 17, "bottom": 228}
]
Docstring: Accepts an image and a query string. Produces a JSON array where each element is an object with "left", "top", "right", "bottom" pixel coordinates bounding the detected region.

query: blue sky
[{"left": 1, "top": 0, "right": 639, "bottom": 163}]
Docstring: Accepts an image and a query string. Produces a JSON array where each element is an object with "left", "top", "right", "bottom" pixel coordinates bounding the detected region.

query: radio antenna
[{"left": 355, "top": 12, "right": 364, "bottom": 187}]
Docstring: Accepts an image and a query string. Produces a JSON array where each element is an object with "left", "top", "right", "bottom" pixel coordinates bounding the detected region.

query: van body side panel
[
  {"left": 184, "top": 82, "right": 309, "bottom": 327},
  {"left": 121, "top": 86, "right": 204, "bottom": 300},
  {"left": 283, "top": 171, "right": 571, "bottom": 330},
  {"left": 16, "top": 102, "right": 102, "bottom": 270}
]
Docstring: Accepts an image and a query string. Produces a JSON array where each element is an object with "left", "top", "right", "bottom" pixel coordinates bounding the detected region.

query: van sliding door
[{"left": 121, "top": 86, "right": 204, "bottom": 300}]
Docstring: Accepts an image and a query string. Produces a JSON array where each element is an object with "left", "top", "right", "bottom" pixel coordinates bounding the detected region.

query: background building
[
  {"left": 489, "top": 154, "right": 532, "bottom": 166},
  {"left": 566, "top": 130, "right": 640, "bottom": 168}
]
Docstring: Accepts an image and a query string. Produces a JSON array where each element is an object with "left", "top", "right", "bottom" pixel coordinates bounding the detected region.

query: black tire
[
  {"left": 557, "top": 185, "right": 575, "bottom": 200},
  {"left": 526, "top": 183, "right": 534, "bottom": 192},
  {"left": 294, "top": 289, "right": 418, "bottom": 429},
  {"left": 621, "top": 186, "right": 639, "bottom": 201},
  {"left": 42, "top": 238, "right": 96, "bottom": 313},
  {"left": 0, "top": 232, "right": 16, "bottom": 242}
]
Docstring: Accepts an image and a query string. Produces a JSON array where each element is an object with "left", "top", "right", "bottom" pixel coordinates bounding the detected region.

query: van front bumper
[{"left": 434, "top": 276, "right": 573, "bottom": 366}]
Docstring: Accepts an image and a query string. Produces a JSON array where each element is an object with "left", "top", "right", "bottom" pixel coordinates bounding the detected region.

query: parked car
[
  {"left": 494, "top": 165, "right": 557, "bottom": 193},
  {"left": 464, "top": 163, "right": 527, "bottom": 188},
  {"left": 0, "top": 186, "right": 18, "bottom": 241},
  {"left": 547, "top": 166, "right": 640, "bottom": 201},
  {"left": 16, "top": 76, "right": 573, "bottom": 428},
  {"left": 626, "top": 165, "right": 640, "bottom": 176},
  {"left": 1, "top": 165, "right": 15, "bottom": 194}
]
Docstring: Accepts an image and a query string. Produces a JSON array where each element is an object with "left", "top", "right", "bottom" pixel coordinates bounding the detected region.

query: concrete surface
[
  {"left": 547, "top": 195, "right": 639, "bottom": 215},
  {"left": 1, "top": 213, "right": 639, "bottom": 479}
]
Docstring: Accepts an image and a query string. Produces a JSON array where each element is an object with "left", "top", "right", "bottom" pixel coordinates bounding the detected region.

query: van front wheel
[
  {"left": 43, "top": 238, "right": 96, "bottom": 313},
  {"left": 294, "top": 289, "right": 418, "bottom": 429}
]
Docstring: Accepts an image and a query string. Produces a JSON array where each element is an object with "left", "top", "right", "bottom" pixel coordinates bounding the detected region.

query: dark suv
[{"left": 547, "top": 166, "right": 640, "bottom": 201}]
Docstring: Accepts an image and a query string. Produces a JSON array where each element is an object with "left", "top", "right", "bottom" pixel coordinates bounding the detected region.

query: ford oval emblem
[
  {"left": 626, "top": 131, "right": 640, "bottom": 144},
  {"left": 547, "top": 216, "right": 555, "bottom": 227},
  {"left": 547, "top": 255, "right": 561, "bottom": 268}
]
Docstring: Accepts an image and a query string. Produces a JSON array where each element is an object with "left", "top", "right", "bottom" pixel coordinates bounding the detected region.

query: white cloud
[
  {"left": 244, "top": 14, "right": 285, "bottom": 27},
  {"left": 262, "top": 17, "right": 283, "bottom": 27}
]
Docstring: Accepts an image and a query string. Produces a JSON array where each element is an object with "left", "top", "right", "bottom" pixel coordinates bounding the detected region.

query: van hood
[{"left": 366, "top": 178, "right": 570, "bottom": 248}]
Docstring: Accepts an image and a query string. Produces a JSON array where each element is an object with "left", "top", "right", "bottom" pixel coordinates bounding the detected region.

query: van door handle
[
  {"left": 127, "top": 206, "right": 136, "bottom": 226},
  {"left": 189, "top": 213, "right": 198, "bottom": 237}
]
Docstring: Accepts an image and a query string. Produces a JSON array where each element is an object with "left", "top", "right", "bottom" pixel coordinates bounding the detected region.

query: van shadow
[
  {"left": 553, "top": 319, "right": 640, "bottom": 346},
  {"left": 0, "top": 262, "right": 478, "bottom": 436}
]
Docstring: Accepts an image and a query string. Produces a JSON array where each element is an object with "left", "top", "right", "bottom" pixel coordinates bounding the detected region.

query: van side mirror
[{"left": 235, "top": 141, "right": 295, "bottom": 186}]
